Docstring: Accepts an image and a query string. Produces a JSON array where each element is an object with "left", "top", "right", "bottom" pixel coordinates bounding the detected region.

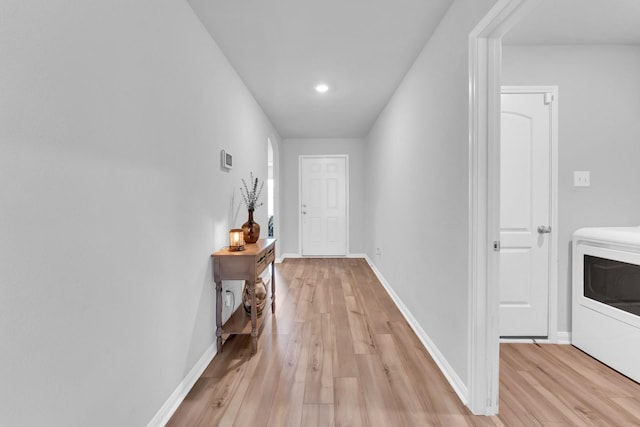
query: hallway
[{"left": 167, "top": 258, "right": 640, "bottom": 426}]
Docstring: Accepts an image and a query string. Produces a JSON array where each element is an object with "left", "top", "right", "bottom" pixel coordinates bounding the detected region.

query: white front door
[
  {"left": 499, "top": 90, "right": 554, "bottom": 337},
  {"left": 300, "top": 156, "right": 347, "bottom": 256}
]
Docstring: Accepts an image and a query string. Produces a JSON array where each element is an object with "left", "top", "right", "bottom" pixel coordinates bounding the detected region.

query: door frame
[
  {"left": 467, "top": 0, "right": 541, "bottom": 415},
  {"left": 268, "top": 135, "right": 281, "bottom": 249},
  {"left": 298, "top": 155, "right": 349, "bottom": 256},
  {"left": 500, "top": 85, "right": 559, "bottom": 341}
]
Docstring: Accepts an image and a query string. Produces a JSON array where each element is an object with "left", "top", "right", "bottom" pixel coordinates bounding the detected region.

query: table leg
[
  {"left": 250, "top": 279, "right": 257, "bottom": 354},
  {"left": 271, "top": 262, "right": 276, "bottom": 314},
  {"left": 215, "top": 280, "right": 222, "bottom": 353}
]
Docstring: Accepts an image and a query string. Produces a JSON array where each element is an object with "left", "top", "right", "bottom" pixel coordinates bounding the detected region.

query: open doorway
[
  {"left": 467, "top": 0, "right": 541, "bottom": 415},
  {"left": 469, "top": 0, "right": 639, "bottom": 415},
  {"left": 267, "top": 137, "right": 274, "bottom": 238}
]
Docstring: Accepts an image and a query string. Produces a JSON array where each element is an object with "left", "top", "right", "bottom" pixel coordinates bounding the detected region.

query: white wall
[
  {"left": 502, "top": 45, "right": 640, "bottom": 333},
  {"left": 280, "top": 138, "right": 366, "bottom": 255},
  {"left": 365, "top": 0, "right": 496, "bottom": 391},
  {"left": 0, "top": 1, "right": 279, "bottom": 425}
]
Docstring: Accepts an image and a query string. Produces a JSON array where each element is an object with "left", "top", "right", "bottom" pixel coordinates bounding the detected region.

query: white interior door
[
  {"left": 499, "top": 90, "right": 553, "bottom": 337},
  {"left": 300, "top": 156, "right": 347, "bottom": 256}
]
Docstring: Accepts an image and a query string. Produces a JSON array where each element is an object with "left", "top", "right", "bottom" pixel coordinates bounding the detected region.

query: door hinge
[
  {"left": 544, "top": 93, "right": 554, "bottom": 105},
  {"left": 493, "top": 241, "right": 501, "bottom": 251}
]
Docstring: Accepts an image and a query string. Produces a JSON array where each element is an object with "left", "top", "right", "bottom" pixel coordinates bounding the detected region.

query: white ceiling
[
  {"left": 186, "top": 0, "right": 640, "bottom": 139},
  {"left": 505, "top": 0, "right": 640, "bottom": 45},
  {"left": 186, "top": 0, "right": 453, "bottom": 138}
]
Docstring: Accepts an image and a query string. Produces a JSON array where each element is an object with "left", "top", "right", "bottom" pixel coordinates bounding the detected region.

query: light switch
[{"left": 574, "top": 171, "right": 590, "bottom": 187}]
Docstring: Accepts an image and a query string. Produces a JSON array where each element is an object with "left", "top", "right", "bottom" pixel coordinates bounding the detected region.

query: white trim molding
[
  {"left": 468, "top": 0, "right": 540, "bottom": 416},
  {"left": 278, "top": 252, "right": 302, "bottom": 260},
  {"left": 146, "top": 344, "right": 216, "bottom": 427},
  {"left": 556, "top": 331, "right": 571, "bottom": 344},
  {"left": 279, "top": 252, "right": 368, "bottom": 261}
]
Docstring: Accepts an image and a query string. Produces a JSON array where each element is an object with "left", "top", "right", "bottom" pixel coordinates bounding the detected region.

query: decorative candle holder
[{"left": 229, "top": 229, "right": 245, "bottom": 251}]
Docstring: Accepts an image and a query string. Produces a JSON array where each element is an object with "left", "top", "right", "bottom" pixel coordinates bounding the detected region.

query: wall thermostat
[{"left": 221, "top": 150, "right": 233, "bottom": 169}]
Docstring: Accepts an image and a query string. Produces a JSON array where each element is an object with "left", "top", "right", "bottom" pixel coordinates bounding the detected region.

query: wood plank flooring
[{"left": 167, "top": 258, "right": 640, "bottom": 426}]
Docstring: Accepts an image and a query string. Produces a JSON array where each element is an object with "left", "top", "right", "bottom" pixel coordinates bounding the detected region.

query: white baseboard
[
  {"left": 278, "top": 253, "right": 368, "bottom": 262},
  {"left": 557, "top": 331, "right": 571, "bottom": 344},
  {"left": 146, "top": 343, "right": 217, "bottom": 427},
  {"left": 279, "top": 253, "right": 301, "bottom": 261},
  {"left": 363, "top": 256, "right": 469, "bottom": 405},
  {"left": 346, "top": 253, "right": 367, "bottom": 259}
]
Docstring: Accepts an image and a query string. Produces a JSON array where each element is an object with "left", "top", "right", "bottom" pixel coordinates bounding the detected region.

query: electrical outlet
[{"left": 574, "top": 171, "right": 590, "bottom": 187}]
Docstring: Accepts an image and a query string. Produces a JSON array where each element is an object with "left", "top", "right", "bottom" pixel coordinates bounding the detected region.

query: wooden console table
[{"left": 212, "top": 239, "right": 276, "bottom": 354}]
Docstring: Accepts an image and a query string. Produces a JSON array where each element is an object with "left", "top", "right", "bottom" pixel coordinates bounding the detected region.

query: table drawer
[
  {"left": 218, "top": 256, "right": 251, "bottom": 277},
  {"left": 256, "top": 246, "right": 275, "bottom": 273}
]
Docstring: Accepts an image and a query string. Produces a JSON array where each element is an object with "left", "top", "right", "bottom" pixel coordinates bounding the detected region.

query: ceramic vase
[{"left": 242, "top": 277, "right": 267, "bottom": 316}]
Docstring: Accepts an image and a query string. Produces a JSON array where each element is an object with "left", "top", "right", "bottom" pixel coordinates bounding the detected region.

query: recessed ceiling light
[{"left": 314, "top": 83, "right": 329, "bottom": 93}]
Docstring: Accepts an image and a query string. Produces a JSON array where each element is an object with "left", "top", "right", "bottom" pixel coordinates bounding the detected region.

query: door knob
[{"left": 537, "top": 225, "right": 551, "bottom": 234}]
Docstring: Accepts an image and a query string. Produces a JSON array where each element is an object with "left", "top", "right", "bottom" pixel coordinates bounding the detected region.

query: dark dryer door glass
[{"left": 584, "top": 255, "right": 640, "bottom": 316}]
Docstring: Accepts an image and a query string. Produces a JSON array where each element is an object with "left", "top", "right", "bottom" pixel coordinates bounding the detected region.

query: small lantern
[{"left": 229, "top": 229, "right": 245, "bottom": 251}]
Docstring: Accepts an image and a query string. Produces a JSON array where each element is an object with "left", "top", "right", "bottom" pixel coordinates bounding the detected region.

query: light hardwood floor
[{"left": 167, "top": 258, "right": 640, "bottom": 426}]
